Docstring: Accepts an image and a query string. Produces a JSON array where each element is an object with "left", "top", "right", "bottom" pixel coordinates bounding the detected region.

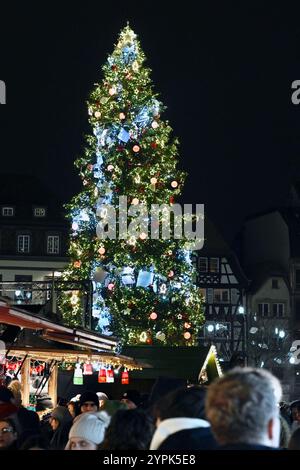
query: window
[
  {"left": 47, "top": 235, "right": 60, "bottom": 254},
  {"left": 272, "top": 279, "right": 279, "bottom": 289},
  {"left": 17, "top": 235, "right": 30, "bottom": 253},
  {"left": 214, "top": 289, "right": 229, "bottom": 303},
  {"left": 272, "top": 303, "right": 285, "bottom": 318},
  {"left": 199, "top": 257, "right": 208, "bottom": 272},
  {"left": 2, "top": 207, "right": 14, "bottom": 216},
  {"left": 296, "top": 270, "right": 300, "bottom": 289},
  {"left": 199, "top": 288, "right": 206, "bottom": 302},
  {"left": 210, "top": 258, "right": 219, "bottom": 273},
  {"left": 258, "top": 303, "right": 270, "bottom": 317},
  {"left": 34, "top": 207, "right": 46, "bottom": 217},
  {"left": 14, "top": 274, "right": 32, "bottom": 304}
]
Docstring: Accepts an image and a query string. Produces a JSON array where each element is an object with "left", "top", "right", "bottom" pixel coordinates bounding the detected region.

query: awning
[{"left": 0, "top": 299, "right": 117, "bottom": 353}]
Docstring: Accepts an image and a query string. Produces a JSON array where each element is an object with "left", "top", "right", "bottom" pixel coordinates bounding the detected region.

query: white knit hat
[{"left": 65, "top": 411, "right": 111, "bottom": 449}]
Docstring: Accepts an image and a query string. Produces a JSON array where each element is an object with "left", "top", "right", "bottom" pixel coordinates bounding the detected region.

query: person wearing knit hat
[
  {"left": 79, "top": 390, "right": 99, "bottom": 414},
  {"left": 65, "top": 411, "right": 111, "bottom": 450}
]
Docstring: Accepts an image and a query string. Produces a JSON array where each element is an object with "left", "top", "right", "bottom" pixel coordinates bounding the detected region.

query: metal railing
[{"left": 0, "top": 280, "right": 93, "bottom": 329}]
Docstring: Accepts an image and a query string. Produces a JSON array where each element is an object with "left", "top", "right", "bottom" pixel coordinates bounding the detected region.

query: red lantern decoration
[
  {"left": 106, "top": 368, "right": 114, "bottom": 383},
  {"left": 83, "top": 362, "right": 93, "bottom": 375},
  {"left": 98, "top": 367, "right": 107, "bottom": 383},
  {"left": 121, "top": 369, "right": 129, "bottom": 385}
]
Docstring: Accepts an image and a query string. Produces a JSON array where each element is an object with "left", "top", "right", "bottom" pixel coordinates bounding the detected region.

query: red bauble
[
  {"left": 87, "top": 164, "right": 93, "bottom": 171},
  {"left": 151, "top": 142, "right": 157, "bottom": 149},
  {"left": 169, "top": 196, "right": 175, "bottom": 204},
  {"left": 111, "top": 65, "right": 117, "bottom": 71},
  {"left": 117, "top": 146, "right": 124, "bottom": 152},
  {"left": 146, "top": 338, "right": 153, "bottom": 344}
]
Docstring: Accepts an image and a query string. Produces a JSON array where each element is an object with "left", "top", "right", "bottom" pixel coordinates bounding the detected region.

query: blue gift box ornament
[
  {"left": 136, "top": 270, "right": 154, "bottom": 288},
  {"left": 118, "top": 128, "right": 130, "bottom": 143}
]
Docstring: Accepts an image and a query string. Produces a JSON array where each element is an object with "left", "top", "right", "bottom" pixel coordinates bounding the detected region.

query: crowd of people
[{"left": 1, "top": 367, "right": 300, "bottom": 451}]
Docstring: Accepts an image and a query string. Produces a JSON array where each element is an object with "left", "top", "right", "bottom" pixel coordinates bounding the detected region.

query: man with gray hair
[{"left": 205, "top": 367, "right": 282, "bottom": 450}]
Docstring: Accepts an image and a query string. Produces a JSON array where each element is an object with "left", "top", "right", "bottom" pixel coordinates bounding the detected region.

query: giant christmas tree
[{"left": 60, "top": 25, "right": 204, "bottom": 346}]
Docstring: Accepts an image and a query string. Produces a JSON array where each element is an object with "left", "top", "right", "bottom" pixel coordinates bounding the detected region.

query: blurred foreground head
[{"left": 205, "top": 367, "right": 282, "bottom": 448}]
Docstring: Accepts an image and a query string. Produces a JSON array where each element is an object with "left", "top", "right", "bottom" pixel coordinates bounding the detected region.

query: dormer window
[
  {"left": 2, "top": 207, "right": 14, "bottom": 216},
  {"left": 34, "top": 207, "right": 46, "bottom": 217}
]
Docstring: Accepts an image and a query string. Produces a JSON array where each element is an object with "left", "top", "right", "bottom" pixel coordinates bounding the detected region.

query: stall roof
[{"left": 0, "top": 299, "right": 150, "bottom": 370}]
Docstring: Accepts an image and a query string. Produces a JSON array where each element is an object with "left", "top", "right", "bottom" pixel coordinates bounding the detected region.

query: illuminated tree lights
[{"left": 60, "top": 25, "right": 204, "bottom": 346}]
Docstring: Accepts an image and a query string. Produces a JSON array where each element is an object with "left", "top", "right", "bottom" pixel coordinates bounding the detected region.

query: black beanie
[{"left": 79, "top": 391, "right": 99, "bottom": 408}]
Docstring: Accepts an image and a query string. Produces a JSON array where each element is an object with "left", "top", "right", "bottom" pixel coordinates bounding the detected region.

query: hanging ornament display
[
  {"left": 184, "top": 322, "right": 191, "bottom": 329},
  {"left": 184, "top": 331, "right": 191, "bottom": 340},
  {"left": 139, "top": 232, "right": 147, "bottom": 240},
  {"left": 151, "top": 121, "right": 159, "bottom": 129},
  {"left": 107, "top": 165, "right": 114, "bottom": 172},
  {"left": 98, "top": 246, "right": 106, "bottom": 255},
  {"left": 83, "top": 361, "right": 93, "bottom": 375},
  {"left": 108, "top": 283, "right": 115, "bottom": 291},
  {"left": 139, "top": 331, "right": 148, "bottom": 343},
  {"left": 106, "top": 367, "right": 114, "bottom": 383},
  {"left": 168, "top": 270, "right": 174, "bottom": 278},
  {"left": 93, "top": 267, "right": 108, "bottom": 283},
  {"left": 150, "top": 177, "right": 157, "bottom": 185},
  {"left": 149, "top": 312, "right": 157, "bottom": 320},
  {"left": 74, "top": 261, "right": 82, "bottom": 268},
  {"left": 133, "top": 145, "right": 140, "bottom": 153},
  {"left": 94, "top": 111, "right": 101, "bottom": 118},
  {"left": 159, "top": 283, "right": 167, "bottom": 294},
  {"left": 109, "top": 87, "right": 117, "bottom": 96},
  {"left": 73, "top": 363, "right": 83, "bottom": 385},
  {"left": 171, "top": 180, "right": 178, "bottom": 188},
  {"left": 156, "top": 331, "right": 166, "bottom": 342},
  {"left": 132, "top": 60, "right": 139, "bottom": 72},
  {"left": 72, "top": 222, "right": 79, "bottom": 231},
  {"left": 121, "top": 369, "right": 129, "bottom": 385},
  {"left": 119, "top": 112, "right": 126, "bottom": 120},
  {"left": 98, "top": 366, "right": 107, "bottom": 383},
  {"left": 132, "top": 198, "right": 139, "bottom": 205}
]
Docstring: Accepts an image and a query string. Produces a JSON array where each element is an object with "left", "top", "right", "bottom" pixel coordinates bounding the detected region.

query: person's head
[
  {"left": 65, "top": 411, "right": 111, "bottom": 450},
  {"left": 79, "top": 391, "right": 99, "bottom": 414},
  {"left": 289, "top": 427, "right": 300, "bottom": 450},
  {"left": 153, "top": 386, "right": 207, "bottom": 424},
  {"left": 20, "top": 434, "right": 50, "bottom": 450},
  {"left": 67, "top": 401, "right": 80, "bottom": 419},
  {"left": 0, "top": 418, "right": 18, "bottom": 449},
  {"left": 291, "top": 401, "right": 300, "bottom": 423},
  {"left": 99, "top": 400, "right": 128, "bottom": 417},
  {"left": 7, "top": 380, "right": 22, "bottom": 407},
  {"left": 102, "top": 409, "right": 154, "bottom": 450},
  {"left": 205, "top": 367, "right": 282, "bottom": 448},
  {"left": 0, "top": 385, "right": 15, "bottom": 405},
  {"left": 49, "top": 406, "right": 73, "bottom": 431},
  {"left": 148, "top": 376, "right": 186, "bottom": 406},
  {"left": 121, "top": 390, "right": 141, "bottom": 409},
  {"left": 96, "top": 392, "right": 108, "bottom": 408},
  {"left": 279, "top": 415, "right": 291, "bottom": 449}
]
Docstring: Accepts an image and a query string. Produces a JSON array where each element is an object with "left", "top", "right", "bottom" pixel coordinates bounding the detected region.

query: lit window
[
  {"left": 17, "top": 235, "right": 30, "bottom": 253},
  {"left": 47, "top": 235, "right": 60, "bottom": 254},
  {"left": 34, "top": 207, "right": 46, "bottom": 217},
  {"left": 2, "top": 207, "right": 14, "bottom": 216}
]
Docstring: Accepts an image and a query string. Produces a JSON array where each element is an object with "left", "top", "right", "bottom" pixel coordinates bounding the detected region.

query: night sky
[{"left": 1, "top": 2, "right": 300, "bottom": 242}]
